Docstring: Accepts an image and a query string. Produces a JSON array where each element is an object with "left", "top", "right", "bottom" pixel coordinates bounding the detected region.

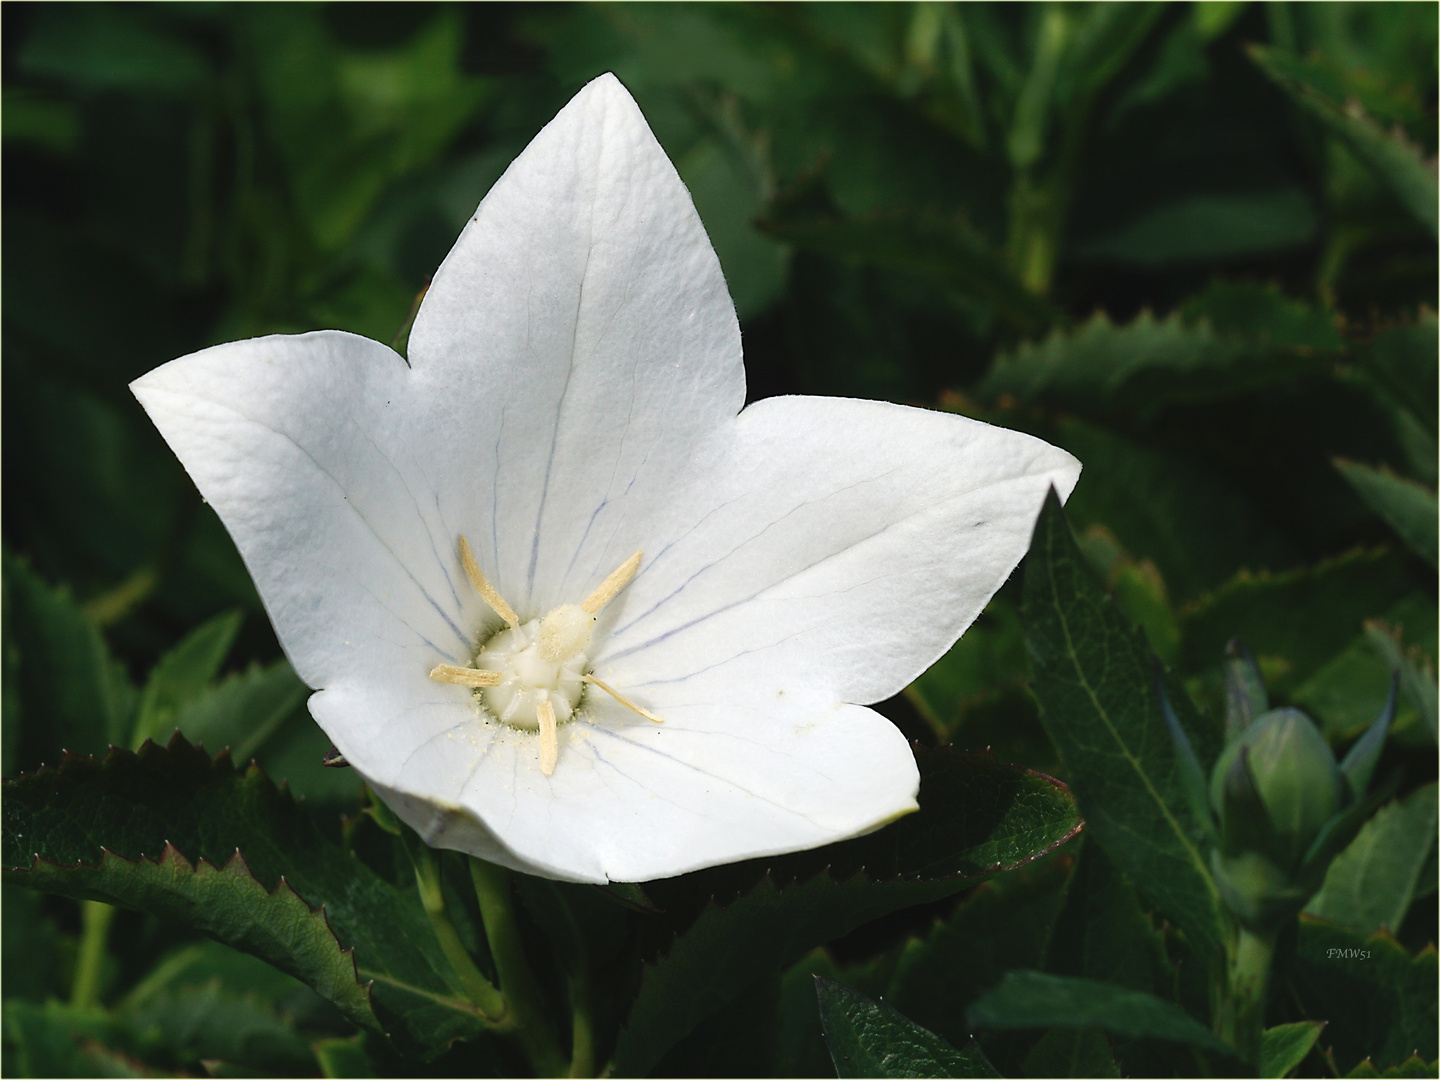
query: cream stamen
[
  {"left": 583, "top": 674, "right": 663, "bottom": 724},
  {"left": 459, "top": 536, "right": 518, "bottom": 627},
  {"left": 430, "top": 663, "right": 503, "bottom": 687},
  {"left": 582, "top": 550, "right": 643, "bottom": 614},
  {"left": 537, "top": 697, "right": 558, "bottom": 775}
]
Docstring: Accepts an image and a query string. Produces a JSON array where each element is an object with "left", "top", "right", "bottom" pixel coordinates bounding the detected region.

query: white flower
[{"left": 131, "top": 74, "right": 1080, "bottom": 884}]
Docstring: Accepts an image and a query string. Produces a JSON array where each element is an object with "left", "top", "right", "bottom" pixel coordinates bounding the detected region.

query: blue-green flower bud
[
  {"left": 1209, "top": 708, "right": 1345, "bottom": 869},
  {"left": 1208, "top": 708, "right": 1348, "bottom": 930}
]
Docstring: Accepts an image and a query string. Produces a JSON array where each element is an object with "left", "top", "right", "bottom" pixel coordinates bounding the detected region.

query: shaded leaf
[
  {"left": 1365, "top": 619, "right": 1438, "bottom": 742},
  {"left": 1306, "top": 783, "right": 1438, "bottom": 936},
  {"left": 967, "top": 971, "right": 1234, "bottom": 1056},
  {"left": 887, "top": 855, "right": 1073, "bottom": 1047},
  {"left": 171, "top": 659, "right": 308, "bottom": 764},
  {"left": 1021, "top": 1027, "right": 1120, "bottom": 1079},
  {"left": 1023, "top": 490, "right": 1226, "bottom": 959},
  {"left": 2, "top": 737, "right": 493, "bottom": 1061},
  {"left": 816, "top": 977, "right": 999, "bottom": 1078},
  {"left": 1180, "top": 548, "right": 1414, "bottom": 692},
  {"left": 1288, "top": 918, "right": 1438, "bottom": 1073},
  {"left": 2, "top": 550, "right": 136, "bottom": 759},
  {"left": 314, "top": 1035, "right": 377, "bottom": 1078},
  {"left": 3, "top": 1000, "right": 159, "bottom": 1078},
  {"left": 759, "top": 211, "right": 1059, "bottom": 332},
  {"left": 1261, "top": 1021, "right": 1325, "bottom": 1079},
  {"left": 979, "top": 307, "right": 1328, "bottom": 421},
  {"left": 612, "top": 747, "right": 1081, "bottom": 1076},
  {"left": 1071, "top": 188, "right": 1319, "bottom": 265},
  {"left": 1250, "top": 45, "right": 1438, "bottom": 237},
  {"left": 132, "top": 610, "right": 244, "bottom": 749},
  {"left": 1333, "top": 460, "right": 1438, "bottom": 569}
]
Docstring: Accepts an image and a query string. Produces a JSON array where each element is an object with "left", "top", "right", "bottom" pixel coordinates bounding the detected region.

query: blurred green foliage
[{"left": 3, "top": 2, "right": 1435, "bottom": 1076}]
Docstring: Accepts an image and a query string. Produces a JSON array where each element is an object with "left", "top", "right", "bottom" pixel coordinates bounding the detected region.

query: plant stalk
[
  {"left": 470, "top": 859, "right": 569, "bottom": 1078},
  {"left": 1216, "top": 923, "right": 1278, "bottom": 1066},
  {"left": 412, "top": 846, "right": 507, "bottom": 1023},
  {"left": 70, "top": 899, "right": 116, "bottom": 1009}
]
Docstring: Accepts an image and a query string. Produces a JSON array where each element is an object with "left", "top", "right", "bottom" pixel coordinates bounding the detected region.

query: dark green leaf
[
  {"left": 1343, "top": 1055, "right": 1439, "bottom": 1079},
  {"left": 1180, "top": 548, "right": 1415, "bottom": 693},
  {"left": 1224, "top": 640, "right": 1270, "bottom": 741},
  {"left": 758, "top": 211, "right": 1059, "bottom": 333},
  {"left": 1023, "top": 490, "right": 1226, "bottom": 959},
  {"left": 1306, "top": 783, "right": 1438, "bottom": 936},
  {"left": 2, "top": 737, "right": 493, "bottom": 1061},
  {"left": 967, "top": 971, "right": 1234, "bottom": 1056},
  {"left": 904, "top": 595, "right": 1029, "bottom": 742},
  {"left": 979, "top": 307, "right": 1326, "bottom": 421},
  {"left": 3, "top": 1000, "right": 156, "bottom": 1078},
  {"left": 171, "top": 659, "right": 308, "bottom": 763},
  {"left": 816, "top": 977, "right": 999, "bottom": 1078},
  {"left": 886, "top": 856, "right": 1073, "bottom": 1047},
  {"left": 1249, "top": 45, "right": 1438, "bottom": 237},
  {"left": 1288, "top": 918, "right": 1438, "bottom": 1073},
  {"left": 1359, "top": 316, "right": 1438, "bottom": 439},
  {"left": 1021, "top": 1027, "right": 1121, "bottom": 1078},
  {"left": 3, "top": 550, "right": 136, "bottom": 759},
  {"left": 1260, "top": 1021, "right": 1325, "bottom": 1079},
  {"left": 314, "top": 1035, "right": 377, "bottom": 1078},
  {"left": 132, "top": 610, "right": 244, "bottom": 749},
  {"left": 125, "top": 978, "right": 316, "bottom": 1074},
  {"left": 1333, "top": 461, "right": 1438, "bottom": 569},
  {"left": 1365, "top": 620, "right": 1438, "bottom": 742},
  {"left": 612, "top": 747, "right": 1081, "bottom": 1076},
  {"left": 1070, "top": 188, "right": 1319, "bottom": 265}
]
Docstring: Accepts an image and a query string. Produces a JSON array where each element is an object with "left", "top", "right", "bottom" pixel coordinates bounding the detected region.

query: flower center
[
  {"left": 472, "top": 616, "right": 589, "bottom": 731},
  {"left": 428, "top": 538, "right": 662, "bottom": 775}
]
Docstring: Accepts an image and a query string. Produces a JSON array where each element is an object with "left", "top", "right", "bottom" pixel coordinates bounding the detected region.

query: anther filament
[{"left": 428, "top": 538, "right": 661, "bottom": 775}]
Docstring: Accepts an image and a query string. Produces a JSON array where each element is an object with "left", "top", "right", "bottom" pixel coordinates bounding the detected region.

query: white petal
[
  {"left": 404, "top": 72, "right": 745, "bottom": 618},
  {"left": 360, "top": 690, "right": 918, "bottom": 884},
  {"left": 596, "top": 395, "right": 1081, "bottom": 708}
]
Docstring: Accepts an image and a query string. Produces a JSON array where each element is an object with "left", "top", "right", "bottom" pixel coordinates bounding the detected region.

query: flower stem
[
  {"left": 470, "top": 859, "right": 568, "bottom": 1078},
  {"left": 1216, "top": 923, "right": 1277, "bottom": 1065},
  {"left": 70, "top": 900, "right": 115, "bottom": 1009},
  {"left": 411, "top": 846, "right": 507, "bottom": 1023}
]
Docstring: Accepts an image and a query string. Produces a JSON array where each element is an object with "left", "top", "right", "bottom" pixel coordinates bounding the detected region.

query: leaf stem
[
  {"left": 470, "top": 859, "right": 569, "bottom": 1078},
  {"left": 411, "top": 846, "right": 507, "bottom": 1023},
  {"left": 70, "top": 899, "right": 115, "bottom": 1009}
]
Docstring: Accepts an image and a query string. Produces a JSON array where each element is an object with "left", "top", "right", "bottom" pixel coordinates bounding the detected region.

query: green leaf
[
  {"left": 1344, "top": 1056, "right": 1439, "bottom": 1079},
  {"left": 3, "top": 1000, "right": 158, "bottom": 1078},
  {"left": 757, "top": 211, "right": 1059, "bottom": 333},
  {"left": 612, "top": 747, "right": 1081, "bottom": 1076},
  {"left": 1306, "top": 783, "right": 1438, "bottom": 936},
  {"left": 1181, "top": 548, "right": 1415, "bottom": 693},
  {"left": 967, "top": 971, "right": 1235, "bottom": 1056},
  {"left": 1046, "top": 840, "right": 1174, "bottom": 998},
  {"left": 1261, "top": 1021, "right": 1325, "bottom": 1079},
  {"left": 1288, "top": 594, "right": 1435, "bottom": 742},
  {"left": 125, "top": 977, "right": 316, "bottom": 1074},
  {"left": 1021, "top": 1027, "right": 1121, "bottom": 1078},
  {"left": 1288, "top": 918, "right": 1438, "bottom": 1073},
  {"left": 816, "top": 977, "right": 1000, "bottom": 1078},
  {"left": 886, "top": 856, "right": 1073, "bottom": 1047},
  {"left": 904, "top": 594, "right": 1030, "bottom": 742},
  {"left": 2, "top": 737, "right": 494, "bottom": 1061},
  {"left": 1334, "top": 460, "right": 1438, "bottom": 569},
  {"left": 978, "top": 306, "right": 1326, "bottom": 421},
  {"left": 1023, "top": 489, "right": 1226, "bottom": 959},
  {"left": 1359, "top": 316, "right": 1439, "bottom": 440},
  {"left": 1366, "top": 619, "right": 1438, "bottom": 742},
  {"left": 2, "top": 550, "right": 136, "bottom": 759},
  {"left": 1070, "top": 187, "right": 1319, "bottom": 265},
  {"left": 170, "top": 658, "right": 308, "bottom": 763},
  {"left": 132, "top": 610, "right": 244, "bottom": 749},
  {"left": 314, "top": 1035, "right": 377, "bottom": 1078},
  {"left": 1249, "top": 45, "right": 1438, "bottom": 238}
]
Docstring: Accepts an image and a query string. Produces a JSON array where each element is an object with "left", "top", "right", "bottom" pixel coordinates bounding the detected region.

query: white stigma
[{"left": 428, "top": 540, "right": 659, "bottom": 775}]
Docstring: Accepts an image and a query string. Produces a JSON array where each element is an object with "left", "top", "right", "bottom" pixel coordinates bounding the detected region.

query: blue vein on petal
[
  {"left": 575, "top": 720, "right": 827, "bottom": 826},
  {"left": 353, "top": 420, "right": 463, "bottom": 613},
  {"left": 187, "top": 393, "right": 470, "bottom": 650},
  {"left": 605, "top": 469, "right": 1030, "bottom": 665}
]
